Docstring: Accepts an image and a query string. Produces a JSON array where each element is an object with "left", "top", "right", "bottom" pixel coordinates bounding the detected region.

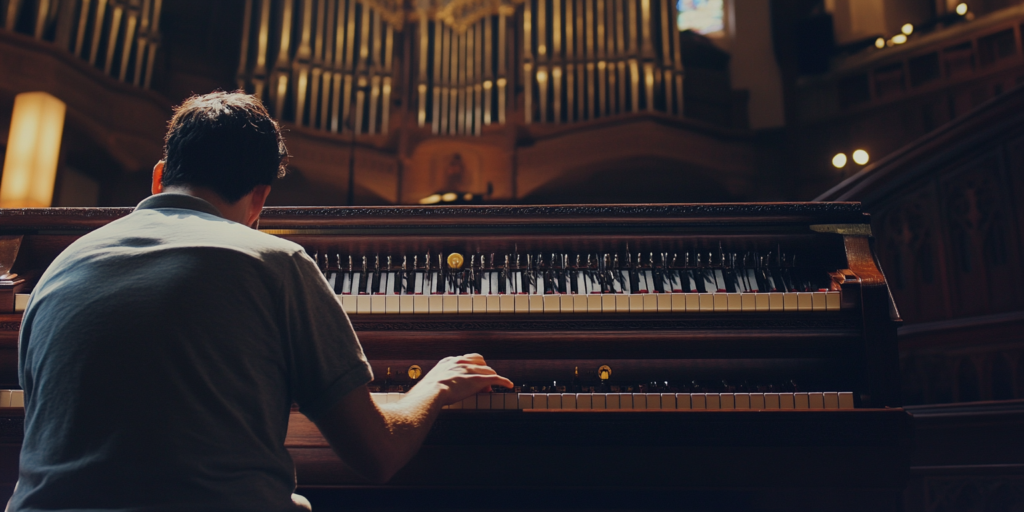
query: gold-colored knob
[
  {"left": 407, "top": 365, "right": 422, "bottom": 380},
  {"left": 447, "top": 252, "right": 464, "bottom": 269},
  {"left": 598, "top": 365, "right": 612, "bottom": 381}
]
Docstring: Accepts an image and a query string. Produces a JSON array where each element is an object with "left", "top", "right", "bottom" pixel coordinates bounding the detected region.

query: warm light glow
[
  {"left": 463, "top": 193, "right": 473, "bottom": 201},
  {"left": 875, "top": 37, "right": 885, "bottom": 49},
  {"left": 892, "top": 34, "right": 907, "bottom": 45},
  {"left": 497, "top": 78, "right": 507, "bottom": 87},
  {"left": 676, "top": 0, "right": 724, "bottom": 35},
  {"left": 536, "top": 69, "right": 548, "bottom": 83},
  {"left": 419, "top": 194, "right": 442, "bottom": 205},
  {"left": 901, "top": 23, "right": 914, "bottom": 35},
  {"left": 852, "top": 149, "right": 870, "bottom": 165},
  {"left": 832, "top": 153, "right": 848, "bottom": 169},
  {"left": 956, "top": 2, "right": 968, "bottom": 15},
  {"left": 441, "top": 192, "right": 458, "bottom": 202},
  {"left": 1, "top": 92, "right": 66, "bottom": 208},
  {"left": 483, "top": 80, "right": 493, "bottom": 90}
]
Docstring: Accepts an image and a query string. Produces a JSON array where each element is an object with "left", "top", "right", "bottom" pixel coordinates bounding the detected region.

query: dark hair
[{"left": 162, "top": 91, "right": 288, "bottom": 203}]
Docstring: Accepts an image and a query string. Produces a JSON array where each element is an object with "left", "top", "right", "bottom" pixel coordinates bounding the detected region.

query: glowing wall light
[
  {"left": 852, "top": 149, "right": 870, "bottom": 165},
  {"left": 956, "top": 3, "right": 968, "bottom": 15},
  {"left": 1, "top": 92, "right": 66, "bottom": 208},
  {"left": 832, "top": 153, "right": 848, "bottom": 169},
  {"left": 901, "top": 24, "right": 914, "bottom": 36}
]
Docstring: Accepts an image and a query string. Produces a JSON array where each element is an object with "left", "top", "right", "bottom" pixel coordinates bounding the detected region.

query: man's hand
[
  {"left": 313, "top": 353, "right": 511, "bottom": 484},
  {"left": 409, "top": 353, "right": 513, "bottom": 406}
]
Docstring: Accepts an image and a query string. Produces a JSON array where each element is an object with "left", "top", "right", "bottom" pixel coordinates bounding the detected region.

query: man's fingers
[
  {"left": 454, "top": 353, "right": 486, "bottom": 365},
  {"left": 458, "top": 364, "right": 498, "bottom": 376}
]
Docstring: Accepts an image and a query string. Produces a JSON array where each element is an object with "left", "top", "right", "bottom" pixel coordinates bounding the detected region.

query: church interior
[{"left": 1, "top": 0, "right": 1023, "bottom": 510}]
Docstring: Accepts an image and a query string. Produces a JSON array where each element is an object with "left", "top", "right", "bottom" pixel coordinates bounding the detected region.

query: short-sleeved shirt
[{"left": 11, "top": 193, "right": 373, "bottom": 512}]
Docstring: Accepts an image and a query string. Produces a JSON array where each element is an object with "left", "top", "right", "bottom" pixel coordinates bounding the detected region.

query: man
[{"left": 9, "top": 92, "right": 511, "bottom": 511}]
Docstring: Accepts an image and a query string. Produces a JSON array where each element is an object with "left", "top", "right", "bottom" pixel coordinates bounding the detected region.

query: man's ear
[
  {"left": 246, "top": 184, "right": 272, "bottom": 228},
  {"left": 151, "top": 161, "right": 165, "bottom": 195}
]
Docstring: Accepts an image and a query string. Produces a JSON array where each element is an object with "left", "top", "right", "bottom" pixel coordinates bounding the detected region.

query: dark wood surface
[{"left": 0, "top": 203, "right": 909, "bottom": 510}]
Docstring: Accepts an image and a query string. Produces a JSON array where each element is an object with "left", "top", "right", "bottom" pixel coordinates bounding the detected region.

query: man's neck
[{"left": 161, "top": 186, "right": 250, "bottom": 225}]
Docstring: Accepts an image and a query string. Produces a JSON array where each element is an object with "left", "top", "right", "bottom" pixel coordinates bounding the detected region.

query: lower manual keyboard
[{"left": 372, "top": 391, "right": 855, "bottom": 410}]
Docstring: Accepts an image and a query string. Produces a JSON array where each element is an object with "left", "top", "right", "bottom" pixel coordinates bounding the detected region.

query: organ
[{"left": 0, "top": 203, "right": 912, "bottom": 509}]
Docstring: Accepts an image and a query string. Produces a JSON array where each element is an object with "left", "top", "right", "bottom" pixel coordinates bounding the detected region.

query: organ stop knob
[
  {"left": 408, "top": 365, "right": 422, "bottom": 380},
  {"left": 447, "top": 252, "right": 464, "bottom": 269},
  {"left": 598, "top": 365, "right": 612, "bottom": 381}
]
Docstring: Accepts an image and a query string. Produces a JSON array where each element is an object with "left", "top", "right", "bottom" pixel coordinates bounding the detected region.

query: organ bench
[{"left": 0, "top": 203, "right": 912, "bottom": 510}]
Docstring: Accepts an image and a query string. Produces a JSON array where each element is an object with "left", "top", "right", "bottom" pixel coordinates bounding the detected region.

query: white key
[
  {"left": 691, "top": 394, "right": 706, "bottom": 409},
  {"left": 676, "top": 393, "right": 691, "bottom": 410},
  {"left": 342, "top": 273, "right": 353, "bottom": 294},
  {"left": 670, "top": 271, "right": 683, "bottom": 292},
  {"left": 714, "top": 270, "right": 726, "bottom": 292},
  {"left": 575, "top": 273, "right": 587, "bottom": 295},
  {"left": 662, "top": 273, "right": 672, "bottom": 293},
  {"left": 605, "top": 394, "right": 620, "bottom": 409},
  {"left": 385, "top": 273, "right": 396, "bottom": 295},
  {"left": 414, "top": 273, "right": 424, "bottom": 294},
  {"left": 794, "top": 393, "right": 809, "bottom": 409},
  {"left": 809, "top": 392, "right": 825, "bottom": 409},
  {"left": 644, "top": 270, "right": 655, "bottom": 292},
  {"left": 687, "top": 271, "right": 698, "bottom": 292},
  {"left": 632, "top": 394, "right": 647, "bottom": 410},
  {"left": 592, "top": 394, "right": 606, "bottom": 409},
  {"left": 838, "top": 392, "right": 854, "bottom": 409},
  {"left": 327, "top": 273, "right": 337, "bottom": 290},
  {"left": 823, "top": 392, "right": 839, "bottom": 409},
  {"left": 661, "top": 393, "right": 676, "bottom": 409},
  {"left": 702, "top": 270, "right": 716, "bottom": 293},
  {"left": 645, "top": 393, "right": 661, "bottom": 409},
  {"left": 476, "top": 394, "right": 490, "bottom": 410},
  {"left": 561, "top": 393, "right": 576, "bottom": 409},
  {"left": 504, "top": 393, "right": 518, "bottom": 409},
  {"left": 489, "top": 272, "right": 499, "bottom": 295},
  {"left": 577, "top": 394, "right": 592, "bottom": 410},
  {"left": 614, "top": 271, "right": 626, "bottom": 294},
  {"left": 387, "top": 392, "right": 401, "bottom": 403},
  {"left": 481, "top": 274, "right": 491, "bottom": 295},
  {"left": 746, "top": 269, "right": 760, "bottom": 292},
  {"left": 422, "top": 273, "right": 432, "bottom": 296},
  {"left": 519, "top": 393, "right": 534, "bottom": 409},
  {"left": 0, "top": 390, "right": 10, "bottom": 407},
  {"left": 548, "top": 394, "right": 562, "bottom": 409},
  {"left": 351, "top": 273, "right": 362, "bottom": 295}
]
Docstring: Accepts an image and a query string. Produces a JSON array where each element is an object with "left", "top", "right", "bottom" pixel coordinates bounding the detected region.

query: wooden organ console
[{"left": 0, "top": 203, "right": 912, "bottom": 510}]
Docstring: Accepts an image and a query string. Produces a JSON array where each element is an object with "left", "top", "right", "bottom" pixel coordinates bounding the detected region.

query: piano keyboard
[
  {"left": 0, "top": 389, "right": 24, "bottom": 408},
  {"left": 372, "top": 391, "right": 856, "bottom": 410},
  {"left": 315, "top": 250, "right": 844, "bottom": 315}
]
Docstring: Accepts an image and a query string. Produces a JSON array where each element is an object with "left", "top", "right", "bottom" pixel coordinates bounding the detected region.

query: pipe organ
[
  {"left": 523, "top": 0, "right": 683, "bottom": 123},
  {"left": 2, "top": 0, "right": 163, "bottom": 89},
  {"left": 236, "top": 0, "right": 399, "bottom": 136},
  {"left": 234, "top": 0, "right": 686, "bottom": 137}
]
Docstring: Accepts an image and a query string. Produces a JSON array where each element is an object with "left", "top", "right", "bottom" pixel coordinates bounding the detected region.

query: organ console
[{"left": 0, "top": 203, "right": 912, "bottom": 509}]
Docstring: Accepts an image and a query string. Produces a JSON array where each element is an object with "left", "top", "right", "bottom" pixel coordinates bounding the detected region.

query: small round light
[
  {"left": 956, "top": 2, "right": 968, "bottom": 15},
  {"left": 832, "top": 153, "right": 848, "bottom": 169},
  {"left": 441, "top": 192, "right": 458, "bottom": 202},
  {"left": 419, "top": 194, "right": 441, "bottom": 205},
  {"left": 852, "top": 149, "right": 870, "bottom": 165},
  {"left": 892, "top": 34, "right": 907, "bottom": 45},
  {"left": 875, "top": 37, "right": 885, "bottom": 49},
  {"left": 901, "top": 23, "right": 914, "bottom": 35},
  {"left": 463, "top": 193, "right": 473, "bottom": 201}
]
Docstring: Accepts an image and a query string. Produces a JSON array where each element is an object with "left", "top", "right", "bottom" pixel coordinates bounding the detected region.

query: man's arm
[{"left": 312, "top": 353, "right": 512, "bottom": 484}]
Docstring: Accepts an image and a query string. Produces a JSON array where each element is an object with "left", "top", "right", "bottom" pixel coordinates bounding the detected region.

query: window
[{"left": 677, "top": 0, "right": 724, "bottom": 35}]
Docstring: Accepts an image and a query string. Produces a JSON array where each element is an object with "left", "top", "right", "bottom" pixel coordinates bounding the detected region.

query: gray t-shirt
[{"left": 12, "top": 194, "right": 373, "bottom": 512}]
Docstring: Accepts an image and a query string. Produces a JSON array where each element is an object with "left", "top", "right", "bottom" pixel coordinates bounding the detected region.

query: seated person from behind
[{"left": 9, "top": 91, "right": 511, "bottom": 512}]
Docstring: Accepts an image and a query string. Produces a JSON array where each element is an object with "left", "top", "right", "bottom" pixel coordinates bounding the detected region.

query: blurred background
[{"left": 2, "top": 0, "right": 1024, "bottom": 508}]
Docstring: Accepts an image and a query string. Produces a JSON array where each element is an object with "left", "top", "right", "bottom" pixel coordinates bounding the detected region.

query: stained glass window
[{"left": 677, "top": 0, "right": 725, "bottom": 35}]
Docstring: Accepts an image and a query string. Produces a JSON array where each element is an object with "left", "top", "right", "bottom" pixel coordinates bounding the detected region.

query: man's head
[{"left": 159, "top": 91, "right": 287, "bottom": 203}]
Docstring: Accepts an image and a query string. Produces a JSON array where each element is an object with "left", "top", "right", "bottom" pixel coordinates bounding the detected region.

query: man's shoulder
[{"left": 69, "top": 207, "right": 307, "bottom": 265}]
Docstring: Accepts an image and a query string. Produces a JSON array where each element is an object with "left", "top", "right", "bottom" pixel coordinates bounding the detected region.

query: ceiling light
[
  {"left": 832, "top": 153, "right": 848, "bottom": 169},
  {"left": 956, "top": 3, "right": 968, "bottom": 15},
  {"left": 852, "top": 149, "right": 870, "bottom": 165},
  {"left": 875, "top": 37, "right": 885, "bottom": 49},
  {"left": 419, "top": 194, "right": 441, "bottom": 205},
  {"left": 441, "top": 192, "right": 458, "bottom": 202},
  {"left": 901, "top": 23, "right": 913, "bottom": 35},
  {"left": 892, "top": 34, "right": 907, "bottom": 44},
  {"left": 0, "top": 91, "right": 66, "bottom": 208}
]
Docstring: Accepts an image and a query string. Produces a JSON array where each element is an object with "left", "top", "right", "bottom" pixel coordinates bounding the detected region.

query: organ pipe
[{"left": 1, "top": 0, "right": 161, "bottom": 90}]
